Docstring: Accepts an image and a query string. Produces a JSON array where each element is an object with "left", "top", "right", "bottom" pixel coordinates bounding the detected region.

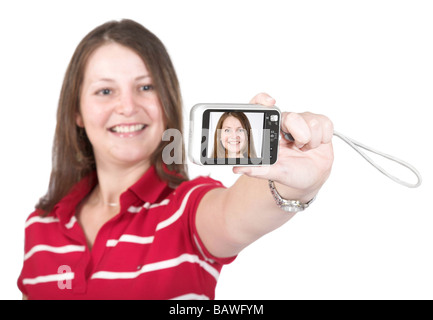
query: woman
[
  {"left": 18, "top": 19, "right": 334, "bottom": 300},
  {"left": 213, "top": 111, "right": 257, "bottom": 158}
]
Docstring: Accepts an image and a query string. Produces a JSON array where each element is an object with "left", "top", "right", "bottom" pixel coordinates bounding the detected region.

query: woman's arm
[{"left": 196, "top": 93, "right": 334, "bottom": 258}]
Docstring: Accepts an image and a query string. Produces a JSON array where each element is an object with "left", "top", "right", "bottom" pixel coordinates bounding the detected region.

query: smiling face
[
  {"left": 77, "top": 42, "right": 165, "bottom": 169},
  {"left": 220, "top": 116, "right": 247, "bottom": 157}
]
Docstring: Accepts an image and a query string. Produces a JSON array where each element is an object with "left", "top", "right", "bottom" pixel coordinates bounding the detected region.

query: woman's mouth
[
  {"left": 108, "top": 123, "right": 147, "bottom": 137},
  {"left": 227, "top": 140, "right": 240, "bottom": 145}
]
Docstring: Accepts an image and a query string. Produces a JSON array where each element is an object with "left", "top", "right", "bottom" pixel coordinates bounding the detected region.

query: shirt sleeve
[
  {"left": 16, "top": 210, "right": 41, "bottom": 297},
  {"left": 177, "top": 176, "right": 237, "bottom": 266},
  {"left": 17, "top": 262, "right": 28, "bottom": 297}
]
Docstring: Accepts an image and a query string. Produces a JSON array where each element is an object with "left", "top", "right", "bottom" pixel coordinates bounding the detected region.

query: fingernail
[{"left": 296, "top": 143, "right": 305, "bottom": 149}]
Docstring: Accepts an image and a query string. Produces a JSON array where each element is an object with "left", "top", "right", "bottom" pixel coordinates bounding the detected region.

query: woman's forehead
[
  {"left": 84, "top": 43, "right": 150, "bottom": 82},
  {"left": 222, "top": 116, "right": 243, "bottom": 127}
]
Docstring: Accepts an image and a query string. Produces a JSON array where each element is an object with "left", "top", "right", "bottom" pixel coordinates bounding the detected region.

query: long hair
[
  {"left": 36, "top": 19, "right": 188, "bottom": 215},
  {"left": 212, "top": 112, "right": 257, "bottom": 158}
]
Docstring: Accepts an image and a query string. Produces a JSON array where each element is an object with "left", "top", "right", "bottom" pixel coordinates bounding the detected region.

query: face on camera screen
[
  {"left": 207, "top": 111, "right": 264, "bottom": 159},
  {"left": 200, "top": 109, "right": 279, "bottom": 165}
]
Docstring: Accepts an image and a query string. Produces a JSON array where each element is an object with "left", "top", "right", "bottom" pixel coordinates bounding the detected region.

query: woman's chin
[
  {"left": 227, "top": 148, "right": 241, "bottom": 155},
  {"left": 105, "top": 148, "right": 152, "bottom": 167}
]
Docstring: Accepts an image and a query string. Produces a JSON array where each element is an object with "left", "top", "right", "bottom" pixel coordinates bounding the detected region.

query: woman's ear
[{"left": 76, "top": 112, "right": 84, "bottom": 128}]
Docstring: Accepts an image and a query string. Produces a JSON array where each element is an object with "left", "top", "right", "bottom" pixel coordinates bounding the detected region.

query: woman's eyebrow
[
  {"left": 222, "top": 126, "right": 244, "bottom": 130},
  {"left": 93, "top": 78, "right": 115, "bottom": 83},
  {"left": 91, "top": 75, "right": 151, "bottom": 84},
  {"left": 135, "top": 75, "right": 151, "bottom": 81}
]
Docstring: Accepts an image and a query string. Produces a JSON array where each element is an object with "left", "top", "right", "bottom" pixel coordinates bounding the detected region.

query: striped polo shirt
[{"left": 17, "top": 166, "right": 235, "bottom": 299}]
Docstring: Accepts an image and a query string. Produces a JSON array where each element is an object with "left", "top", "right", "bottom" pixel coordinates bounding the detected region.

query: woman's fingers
[
  {"left": 281, "top": 112, "right": 311, "bottom": 149},
  {"left": 281, "top": 112, "right": 334, "bottom": 149}
]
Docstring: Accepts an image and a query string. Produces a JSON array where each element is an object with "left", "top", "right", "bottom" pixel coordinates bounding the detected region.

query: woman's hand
[
  {"left": 197, "top": 92, "right": 334, "bottom": 258},
  {"left": 233, "top": 93, "right": 334, "bottom": 202}
]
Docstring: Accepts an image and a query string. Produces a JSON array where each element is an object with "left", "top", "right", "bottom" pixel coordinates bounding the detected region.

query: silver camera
[{"left": 189, "top": 103, "right": 281, "bottom": 166}]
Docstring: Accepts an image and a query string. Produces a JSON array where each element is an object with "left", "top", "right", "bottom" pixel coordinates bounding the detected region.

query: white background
[{"left": 1, "top": 0, "right": 431, "bottom": 300}]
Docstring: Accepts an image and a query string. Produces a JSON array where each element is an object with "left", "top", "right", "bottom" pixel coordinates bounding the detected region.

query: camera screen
[{"left": 201, "top": 109, "right": 280, "bottom": 165}]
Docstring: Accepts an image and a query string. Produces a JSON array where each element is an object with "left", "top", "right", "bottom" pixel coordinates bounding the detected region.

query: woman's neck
[
  {"left": 93, "top": 159, "right": 151, "bottom": 207},
  {"left": 227, "top": 152, "right": 243, "bottom": 158}
]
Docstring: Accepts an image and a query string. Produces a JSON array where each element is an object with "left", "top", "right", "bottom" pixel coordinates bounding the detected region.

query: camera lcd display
[{"left": 200, "top": 109, "right": 280, "bottom": 165}]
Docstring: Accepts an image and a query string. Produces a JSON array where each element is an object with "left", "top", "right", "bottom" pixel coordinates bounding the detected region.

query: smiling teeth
[{"left": 111, "top": 124, "right": 146, "bottom": 133}]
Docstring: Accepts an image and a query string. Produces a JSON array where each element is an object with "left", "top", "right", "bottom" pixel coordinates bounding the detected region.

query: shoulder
[
  {"left": 20, "top": 208, "right": 62, "bottom": 255},
  {"left": 162, "top": 175, "right": 225, "bottom": 219},
  {"left": 171, "top": 175, "right": 225, "bottom": 201},
  {"left": 23, "top": 209, "right": 57, "bottom": 229}
]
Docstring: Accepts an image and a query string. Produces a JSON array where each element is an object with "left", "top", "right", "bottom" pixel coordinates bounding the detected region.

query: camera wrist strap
[{"left": 282, "top": 131, "right": 422, "bottom": 188}]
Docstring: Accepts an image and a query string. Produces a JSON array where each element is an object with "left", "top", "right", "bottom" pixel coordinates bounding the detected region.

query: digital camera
[{"left": 188, "top": 103, "right": 281, "bottom": 165}]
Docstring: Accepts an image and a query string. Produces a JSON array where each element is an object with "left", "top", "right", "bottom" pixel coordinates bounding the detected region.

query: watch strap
[{"left": 268, "top": 180, "right": 316, "bottom": 213}]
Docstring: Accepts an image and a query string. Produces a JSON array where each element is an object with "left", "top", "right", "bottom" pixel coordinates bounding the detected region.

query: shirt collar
[
  {"left": 52, "top": 171, "right": 97, "bottom": 223},
  {"left": 126, "top": 166, "right": 171, "bottom": 204},
  {"left": 52, "top": 166, "right": 170, "bottom": 222}
]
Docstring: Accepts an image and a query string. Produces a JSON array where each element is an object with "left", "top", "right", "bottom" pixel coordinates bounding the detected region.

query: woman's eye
[
  {"left": 97, "top": 88, "right": 112, "bottom": 95},
  {"left": 140, "top": 85, "right": 153, "bottom": 91}
]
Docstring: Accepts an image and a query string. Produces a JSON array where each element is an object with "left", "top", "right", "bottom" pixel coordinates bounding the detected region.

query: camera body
[{"left": 188, "top": 103, "right": 281, "bottom": 166}]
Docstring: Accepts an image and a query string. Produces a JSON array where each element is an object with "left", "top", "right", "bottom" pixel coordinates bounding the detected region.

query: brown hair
[
  {"left": 212, "top": 112, "right": 257, "bottom": 158},
  {"left": 36, "top": 19, "right": 188, "bottom": 215}
]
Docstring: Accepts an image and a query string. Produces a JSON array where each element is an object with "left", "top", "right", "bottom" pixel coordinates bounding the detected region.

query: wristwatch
[{"left": 268, "top": 180, "right": 316, "bottom": 213}]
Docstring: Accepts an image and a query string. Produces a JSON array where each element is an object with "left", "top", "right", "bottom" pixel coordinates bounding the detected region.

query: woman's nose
[
  {"left": 115, "top": 91, "right": 138, "bottom": 116},
  {"left": 229, "top": 132, "right": 238, "bottom": 139}
]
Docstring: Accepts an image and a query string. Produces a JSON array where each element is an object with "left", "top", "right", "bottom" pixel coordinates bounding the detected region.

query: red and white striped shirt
[{"left": 17, "top": 166, "right": 235, "bottom": 299}]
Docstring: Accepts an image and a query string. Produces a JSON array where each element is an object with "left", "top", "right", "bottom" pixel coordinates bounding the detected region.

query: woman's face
[
  {"left": 220, "top": 116, "right": 246, "bottom": 157},
  {"left": 77, "top": 43, "right": 165, "bottom": 169}
]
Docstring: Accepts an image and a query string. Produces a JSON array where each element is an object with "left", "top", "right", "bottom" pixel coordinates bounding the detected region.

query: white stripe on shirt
[
  {"left": 156, "top": 184, "right": 207, "bottom": 231},
  {"left": 127, "top": 206, "right": 142, "bottom": 213},
  {"left": 106, "top": 234, "right": 154, "bottom": 247},
  {"left": 193, "top": 235, "right": 215, "bottom": 264},
  {"left": 143, "top": 199, "right": 170, "bottom": 210},
  {"left": 128, "top": 199, "right": 171, "bottom": 213},
  {"left": 22, "top": 272, "right": 74, "bottom": 285},
  {"left": 91, "top": 253, "right": 219, "bottom": 281},
  {"left": 24, "top": 244, "right": 86, "bottom": 261},
  {"left": 65, "top": 216, "right": 77, "bottom": 229},
  {"left": 25, "top": 216, "right": 59, "bottom": 228}
]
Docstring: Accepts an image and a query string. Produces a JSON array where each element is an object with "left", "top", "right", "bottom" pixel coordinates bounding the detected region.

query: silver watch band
[{"left": 268, "top": 180, "right": 316, "bottom": 213}]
